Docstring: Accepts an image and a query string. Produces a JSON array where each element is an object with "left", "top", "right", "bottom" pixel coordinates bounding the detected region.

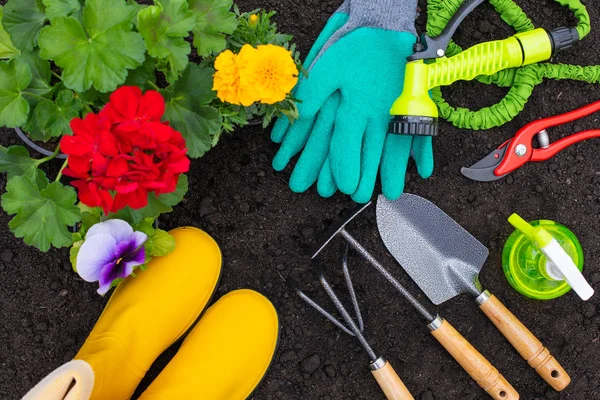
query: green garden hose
[{"left": 426, "top": 0, "right": 599, "bottom": 130}]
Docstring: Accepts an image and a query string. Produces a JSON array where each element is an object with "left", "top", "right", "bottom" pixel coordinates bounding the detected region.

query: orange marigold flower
[
  {"left": 213, "top": 44, "right": 299, "bottom": 106},
  {"left": 240, "top": 44, "right": 298, "bottom": 104},
  {"left": 213, "top": 50, "right": 241, "bottom": 104},
  {"left": 213, "top": 48, "right": 258, "bottom": 106},
  {"left": 235, "top": 45, "right": 261, "bottom": 106}
]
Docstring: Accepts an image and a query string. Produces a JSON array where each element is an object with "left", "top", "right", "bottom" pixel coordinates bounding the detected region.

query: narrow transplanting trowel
[{"left": 376, "top": 194, "right": 571, "bottom": 391}]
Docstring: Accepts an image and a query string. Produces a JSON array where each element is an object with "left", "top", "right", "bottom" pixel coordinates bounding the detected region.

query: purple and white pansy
[{"left": 77, "top": 219, "right": 148, "bottom": 295}]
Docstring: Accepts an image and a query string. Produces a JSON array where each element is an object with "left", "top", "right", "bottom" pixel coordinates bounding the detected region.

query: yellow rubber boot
[
  {"left": 75, "top": 227, "right": 222, "bottom": 400},
  {"left": 139, "top": 289, "right": 279, "bottom": 400}
]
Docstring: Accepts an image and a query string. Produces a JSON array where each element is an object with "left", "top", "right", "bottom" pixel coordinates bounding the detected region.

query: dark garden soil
[{"left": 2, "top": 0, "right": 600, "bottom": 399}]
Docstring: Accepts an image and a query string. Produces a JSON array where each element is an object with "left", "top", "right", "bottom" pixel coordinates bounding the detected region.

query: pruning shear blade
[{"left": 460, "top": 145, "right": 508, "bottom": 181}]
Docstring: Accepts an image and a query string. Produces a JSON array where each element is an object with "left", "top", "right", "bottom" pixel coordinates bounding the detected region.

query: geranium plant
[{"left": 0, "top": 0, "right": 301, "bottom": 293}]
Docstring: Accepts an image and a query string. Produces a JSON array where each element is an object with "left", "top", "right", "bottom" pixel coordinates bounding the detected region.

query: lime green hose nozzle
[{"left": 389, "top": 0, "right": 583, "bottom": 137}]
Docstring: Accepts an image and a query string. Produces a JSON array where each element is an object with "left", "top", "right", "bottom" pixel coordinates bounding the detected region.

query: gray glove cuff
[
  {"left": 311, "top": 0, "right": 418, "bottom": 69},
  {"left": 337, "top": 0, "right": 350, "bottom": 14},
  {"left": 346, "top": 0, "right": 418, "bottom": 35}
]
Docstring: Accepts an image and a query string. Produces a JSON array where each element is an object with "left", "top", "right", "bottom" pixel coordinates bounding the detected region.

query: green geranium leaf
[
  {"left": 42, "top": 0, "right": 84, "bottom": 23},
  {"left": 77, "top": 87, "right": 102, "bottom": 105},
  {"left": 170, "top": 62, "right": 216, "bottom": 105},
  {"left": 162, "top": 64, "right": 220, "bottom": 158},
  {"left": 110, "top": 206, "right": 142, "bottom": 225},
  {"left": 0, "top": 145, "right": 38, "bottom": 179},
  {"left": 189, "top": 0, "right": 238, "bottom": 57},
  {"left": 0, "top": 58, "right": 32, "bottom": 128},
  {"left": 124, "top": 56, "right": 156, "bottom": 90},
  {"left": 27, "top": 91, "right": 83, "bottom": 138},
  {"left": 0, "top": 6, "right": 20, "bottom": 59},
  {"left": 150, "top": 229, "right": 175, "bottom": 256},
  {"left": 126, "top": 0, "right": 147, "bottom": 13},
  {"left": 36, "top": 0, "right": 47, "bottom": 12},
  {"left": 38, "top": 0, "right": 146, "bottom": 93},
  {"left": 18, "top": 50, "right": 53, "bottom": 99},
  {"left": 137, "top": 0, "right": 195, "bottom": 84},
  {"left": 111, "top": 174, "right": 188, "bottom": 223},
  {"left": 166, "top": 104, "right": 220, "bottom": 157},
  {"left": 2, "top": 0, "right": 46, "bottom": 51},
  {"left": 138, "top": 174, "right": 188, "bottom": 218},
  {"left": 23, "top": 115, "right": 50, "bottom": 141},
  {"left": 2, "top": 172, "right": 81, "bottom": 252}
]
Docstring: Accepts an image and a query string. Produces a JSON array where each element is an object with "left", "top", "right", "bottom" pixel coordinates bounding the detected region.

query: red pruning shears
[{"left": 462, "top": 100, "right": 600, "bottom": 181}]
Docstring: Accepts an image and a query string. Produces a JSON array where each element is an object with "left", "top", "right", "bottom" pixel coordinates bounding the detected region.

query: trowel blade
[{"left": 376, "top": 194, "right": 489, "bottom": 305}]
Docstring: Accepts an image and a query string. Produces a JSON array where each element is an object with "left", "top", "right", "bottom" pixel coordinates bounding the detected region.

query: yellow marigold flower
[
  {"left": 249, "top": 14, "right": 259, "bottom": 28},
  {"left": 213, "top": 48, "right": 257, "bottom": 107},
  {"left": 239, "top": 44, "right": 299, "bottom": 105}
]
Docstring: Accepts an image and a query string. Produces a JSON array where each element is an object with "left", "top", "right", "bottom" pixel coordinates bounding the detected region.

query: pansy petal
[
  {"left": 86, "top": 219, "right": 134, "bottom": 243},
  {"left": 97, "top": 260, "right": 120, "bottom": 295},
  {"left": 121, "top": 258, "right": 141, "bottom": 277},
  {"left": 77, "top": 234, "right": 118, "bottom": 282},
  {"left": 97, "top": 280, "right": 113, "bottom": 296},
  {"left": 132, "top": 231, "right": 148, "bottom": 249}
]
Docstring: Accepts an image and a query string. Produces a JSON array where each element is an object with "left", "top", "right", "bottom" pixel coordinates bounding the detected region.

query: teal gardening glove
[
  {"left": 271, "top": 2, "right": 349, "bottom": 193},
  {"left": 271, "top": 0, "right": 434, "bottom": 202}
]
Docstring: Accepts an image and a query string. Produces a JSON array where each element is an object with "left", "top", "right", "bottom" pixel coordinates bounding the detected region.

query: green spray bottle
[
  {"left": 388, "top": 0, "right": 580, "bottom": 136},
  {"left": 502, "top": 214, "right": 594, "bottom": 301}
]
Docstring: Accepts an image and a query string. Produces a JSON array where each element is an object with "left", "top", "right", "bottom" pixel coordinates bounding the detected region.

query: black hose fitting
[
  {"left": 389, "top": 115, "right": 438, "bottom": 136},
  {"left": 548, "top": 27, "right": 579, "bottom": 54}
]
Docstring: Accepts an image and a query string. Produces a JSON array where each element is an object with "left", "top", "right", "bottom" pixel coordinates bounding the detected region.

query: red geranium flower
[
  {"left": 60, "top": 114, "right": 119, "bottom": 176},
  {"left": 100, "top": 86, "right": 165, "bottom": 134},
  {"left": 61, "top": 86, "right": 189, "bottom": 214},
  {"left": 69, "top": 176, "right": 115, "bottom": 214}
]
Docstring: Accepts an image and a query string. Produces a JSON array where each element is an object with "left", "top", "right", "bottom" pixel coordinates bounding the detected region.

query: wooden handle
[
  {"left": 430, "top": 318, "right": 519, "bottom": 400},
  {"left": 479, "top": 293, "right": 571, "bottom": 391},
  {"left": 371, "top": 360, "right": 414, "bottom": 400}
]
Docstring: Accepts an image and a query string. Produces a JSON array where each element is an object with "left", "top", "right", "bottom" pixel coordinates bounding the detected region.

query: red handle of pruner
[{"left": 531, "top": 130, "right": 600, "bottom": 161}]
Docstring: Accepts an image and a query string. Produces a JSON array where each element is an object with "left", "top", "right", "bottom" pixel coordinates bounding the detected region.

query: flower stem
[
  {"left": 35, "top": 145, "right": 61, "bottom": 167},
  {"left": 55, "top": 159, "right": 68, "bottom": 182},
  {"left": 147, "top": 80, "right": 160, "bottom": 91},
  {"left": 51, "top": 70, "right": 62, "bottom": 81},
  {"left": 83, "top": 104, "right": 94, "bottom": 115}
]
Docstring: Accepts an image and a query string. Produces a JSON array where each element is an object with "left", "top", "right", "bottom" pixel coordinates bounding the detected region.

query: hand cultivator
[
  {"left": 291, "top": 245, "right": 415, "bottom": 400},
  {"left": 297, "top": 204, "right": 518, "bottom": 400}
]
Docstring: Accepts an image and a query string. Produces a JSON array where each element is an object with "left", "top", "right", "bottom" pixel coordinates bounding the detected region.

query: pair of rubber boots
[{"left": 23, "top": 227, "right": 279, "bottom": 400}]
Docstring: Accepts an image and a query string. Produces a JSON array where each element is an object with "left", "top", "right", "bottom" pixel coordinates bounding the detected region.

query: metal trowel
[{"left": 376, "top": 193, "right": 571, "bottom": 392}]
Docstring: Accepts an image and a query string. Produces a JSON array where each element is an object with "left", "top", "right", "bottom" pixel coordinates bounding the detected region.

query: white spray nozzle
[{"left": 541, "top": 239, "right": 594, "bottom": 301}]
